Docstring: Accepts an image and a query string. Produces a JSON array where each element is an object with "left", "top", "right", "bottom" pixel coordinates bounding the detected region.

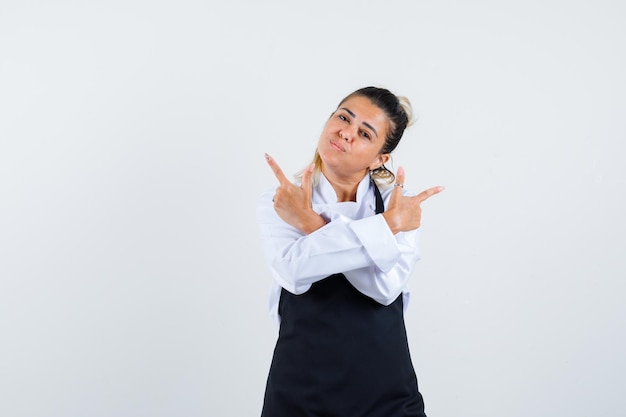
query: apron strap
[{"left": 372, "top": 178, "right": 384, "bottom": 214}]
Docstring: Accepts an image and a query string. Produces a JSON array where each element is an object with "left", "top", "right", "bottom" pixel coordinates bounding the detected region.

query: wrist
[
  {"left": 382, "top": 212, "right": 400, "bottom": 235},
  {"left": 300, "top": 210, "right": 327, "bottom": 234}
]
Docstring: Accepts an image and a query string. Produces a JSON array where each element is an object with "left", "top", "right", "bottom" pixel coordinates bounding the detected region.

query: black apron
[{"left": 261, "top": 182, "right": 426, "bottom": 417}]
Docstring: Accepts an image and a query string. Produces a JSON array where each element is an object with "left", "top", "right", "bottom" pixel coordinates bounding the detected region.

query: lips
[{"left": 330, "top": 139, "right": 345, "bottom": 152}]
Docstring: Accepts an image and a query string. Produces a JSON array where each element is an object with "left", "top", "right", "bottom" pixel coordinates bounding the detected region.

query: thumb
[
  {"left": 395, "top": 166, "right": 405, "bottom": 188},
  {"left": 392, "top": 166, "right": 405, "bottom": 197},
  {"left": 387, "top": 166, "right": 405, "bottom": 208},
  {"left": 302, "top": 164, "right": 314, "bottom": 206}
]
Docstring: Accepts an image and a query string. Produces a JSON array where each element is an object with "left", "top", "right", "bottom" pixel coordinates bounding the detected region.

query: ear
[{"left": 368, "top": 153, "right": 390, "bottom": 170}]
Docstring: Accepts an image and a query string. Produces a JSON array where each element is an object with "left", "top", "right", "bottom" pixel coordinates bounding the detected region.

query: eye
[
  {"left": 338, "top": 114, "right": 349, "bottom": 122},
  {"left": 360, "top": 130, "right": 371, "bottom": 140}
]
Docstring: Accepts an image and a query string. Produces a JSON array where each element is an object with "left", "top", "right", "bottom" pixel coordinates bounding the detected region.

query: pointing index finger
[
  {"left": 415, "top": 186, "right": 445, "bottom": 204},
  {"left": 265, "top": 153, "right": 290, "bottom": 186}
]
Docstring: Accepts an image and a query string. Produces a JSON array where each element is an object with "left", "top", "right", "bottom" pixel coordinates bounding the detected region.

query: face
[{"left": 317, "top": 95, "right": 391, "bottom": 180}]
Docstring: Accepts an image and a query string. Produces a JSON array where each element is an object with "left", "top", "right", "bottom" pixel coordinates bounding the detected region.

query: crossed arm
[{"left": 259, "top": 153, "right": 443, "bottom": 305}]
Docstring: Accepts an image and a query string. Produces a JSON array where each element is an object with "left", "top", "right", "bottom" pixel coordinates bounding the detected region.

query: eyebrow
[{"left": 339, "top": 107, "right": 378, "bottom": 138}]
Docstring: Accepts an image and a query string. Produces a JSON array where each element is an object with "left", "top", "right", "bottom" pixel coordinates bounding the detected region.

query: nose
[{"left": 340, "top": 126, "right": 357, "bottom": 141}]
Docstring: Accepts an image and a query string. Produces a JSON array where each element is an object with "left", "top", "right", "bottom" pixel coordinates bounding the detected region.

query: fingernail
[{"left": 264, "top": 153, "right": 271, "bottom": 160}]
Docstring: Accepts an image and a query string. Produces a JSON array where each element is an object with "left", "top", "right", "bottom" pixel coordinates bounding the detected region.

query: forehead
[{"left": 337, "top": 96, "right": 390, "bottom": 135}]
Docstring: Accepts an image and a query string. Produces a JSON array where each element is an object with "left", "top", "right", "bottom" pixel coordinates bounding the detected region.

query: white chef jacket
[{"left": 257, "top": 173, "right": 422, "bottom": 325}]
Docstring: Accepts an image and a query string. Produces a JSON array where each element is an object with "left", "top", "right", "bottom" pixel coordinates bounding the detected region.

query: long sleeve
[
  {"left": 258, "top": 175, "right": 423, "bottom": 322},
  {"left": 343, "top": 215, "right": 421, "bottom": 305}
]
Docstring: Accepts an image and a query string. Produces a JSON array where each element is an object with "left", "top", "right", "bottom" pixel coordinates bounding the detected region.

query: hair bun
[{"left": 397, "top": 96, "right": 414, "bottom": 128}]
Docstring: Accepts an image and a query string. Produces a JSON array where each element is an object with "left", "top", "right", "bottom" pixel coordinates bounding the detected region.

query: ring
[{"left": 394, "top": 183, "right": 403, "bottom": 188}]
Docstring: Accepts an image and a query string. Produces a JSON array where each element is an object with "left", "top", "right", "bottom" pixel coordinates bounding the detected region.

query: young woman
[{"left": 258, "top": 86, "right": 443, "bottom": 416}]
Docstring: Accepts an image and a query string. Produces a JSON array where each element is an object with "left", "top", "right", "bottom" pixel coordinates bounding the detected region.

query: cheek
[
  {"left": 378, "top": 138, "right": 390, "bottom": 154},
  {"left": 319, "top": 123, "right": 334, "bottom": 138}
]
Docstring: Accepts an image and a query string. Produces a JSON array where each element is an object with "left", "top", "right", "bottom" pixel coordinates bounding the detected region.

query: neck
[{"left": 322, "top": 168, "right": 368, "bottom": 202}]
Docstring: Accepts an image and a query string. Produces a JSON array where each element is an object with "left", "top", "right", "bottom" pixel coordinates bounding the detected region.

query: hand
[
  {"left": 265, "top": 153, "right": 326, "bottom": 234},
  {"left": 382, "top": 166, "right": 444, "bottom": 234}
]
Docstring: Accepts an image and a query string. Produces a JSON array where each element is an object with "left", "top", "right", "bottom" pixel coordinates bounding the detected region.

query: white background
[{"left": 1, "top": 1, "right": 625, "bottom": 416}]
